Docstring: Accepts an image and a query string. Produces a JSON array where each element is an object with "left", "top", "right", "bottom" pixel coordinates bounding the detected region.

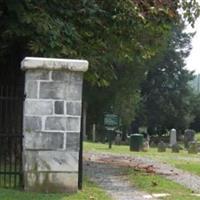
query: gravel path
[
  {"left": 84, "top": 152, "right": 200, "bottom": 193},
  {"left": 84, "top": 161, "right": 157, "bottom": 200}
]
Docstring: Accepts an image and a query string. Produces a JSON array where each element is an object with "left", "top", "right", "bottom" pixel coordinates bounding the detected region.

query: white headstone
[{"left": 170, "top": 128, "right": 177, "bottom": 147}]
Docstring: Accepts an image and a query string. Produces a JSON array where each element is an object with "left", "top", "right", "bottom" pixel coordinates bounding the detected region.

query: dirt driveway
[{"left": 84, "top": 152, "right": 200, "bottom": 193}]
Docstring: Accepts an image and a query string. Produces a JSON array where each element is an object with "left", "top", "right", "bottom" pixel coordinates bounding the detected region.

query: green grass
[
  {"left": 175, "top": 162, "right": 200, "bottom": 176},
  {"left": 126, "top": 169, "right": 200, "bottom": 200},
  {"left": 195, "top": 133, "right": 200, "bottom": 142},
  {"left": 84, "top": 142, "right": 200, "bottom": 175},
  {"left": 84, "top": 141, "right": 199, "bottom": 159},
  {"left": 0, "top": 178, "right": 111, "bottom": 200}
]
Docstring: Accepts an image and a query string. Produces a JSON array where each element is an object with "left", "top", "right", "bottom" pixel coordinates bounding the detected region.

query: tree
[
  {"left": 189, "top": 93, "right": 200, "bottom": 131},
  {"left": 0, "top": 0, "right": 199, "bottom": 85},
  {"left": 139, "top": 23, "right": 194, "bottom": 135},
  {"left": 1, "top": 1, "right": 199, "bottom": 138}
]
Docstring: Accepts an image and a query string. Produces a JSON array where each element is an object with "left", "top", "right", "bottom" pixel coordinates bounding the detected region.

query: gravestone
[
  {"left": 171, "top": 144, "right": 180, "bottom": 153},
  {"left": 188, "top": 141, "right": 198, "bottom": 154},
  {"left": 22, "top": 57, "right": 88, "bottom": 193},
  {"left": 150, "top": 141, "right": 156, "bottom": 148},
  {"left": 184, "top": 129, "right": 195, "bottom": 148},
  {"left": 170, "top": 128, "right": 177, "bottom": 147},
  {"left": 142, "top": 140, "right": 149, "bottom": 152},
  {"left": 197, "top": 143, "right": 200, "bottom": 152},
  {"left": 158, "top": 141, "right": 166, "bottom": 152},
  {"left": 115, "top": 133, "right": 121, "bottom": 145},
  {"left": 147, "top": 134, "right": 150, "bottom": 142},
  {"left": 92, "top": 124, "right": 96, "bottom": 142}
]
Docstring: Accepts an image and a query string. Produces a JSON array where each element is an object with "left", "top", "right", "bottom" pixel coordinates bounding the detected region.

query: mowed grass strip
[
  {"left": 175, "top": 162, "right": 200, "bottom": 176},
  {"left": 126, "top": 169, "right": 200, "bottom": 200},
  {"left": 0, "top": 177, "right": 111, "bottom": 200},
  {"left": 84, "top": 141, "right": 199, "bottom": 159},
  {"left": 84, "top": 142, "right": 200, "bottom": 176}
]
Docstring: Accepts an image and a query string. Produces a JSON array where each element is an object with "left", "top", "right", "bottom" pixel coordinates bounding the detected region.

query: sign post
[{"left": 104, "top": 114, "right": 119, "bottom": 149}]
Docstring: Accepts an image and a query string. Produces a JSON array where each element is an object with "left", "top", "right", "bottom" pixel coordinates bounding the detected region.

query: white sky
[{"left": 185, "top": 0, "right": 200, "bottom": 74}]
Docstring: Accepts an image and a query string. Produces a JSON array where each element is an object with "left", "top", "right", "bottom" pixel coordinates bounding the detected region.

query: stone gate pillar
[{"left": 21, "top": 57, "right": 88, "bottom": 193}]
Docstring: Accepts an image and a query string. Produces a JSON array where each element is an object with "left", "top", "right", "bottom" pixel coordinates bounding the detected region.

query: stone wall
[{"left": 21, "top": 57, "right": 88, "bottom": 193}]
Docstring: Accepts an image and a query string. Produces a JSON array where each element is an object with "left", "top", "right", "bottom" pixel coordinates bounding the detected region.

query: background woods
[{"left": 0, "top": 0, "right": 200, "bottom": 138}]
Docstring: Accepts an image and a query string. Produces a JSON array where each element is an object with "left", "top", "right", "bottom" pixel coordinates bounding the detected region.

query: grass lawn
[
  {"left": 175, "top": 161, "right": 200, "bottom": 176},
  {"left": 126, "top": 169, "right": 200, "bottom": 200},
  {"left": 195, "top": 133, "right": 200, "bottom": 142},
  {"left": 84, "top": 142, "right": 200, "bottom": 175},
  {"left": 0, "top": 178, "right": 111, "bottom": 200}
]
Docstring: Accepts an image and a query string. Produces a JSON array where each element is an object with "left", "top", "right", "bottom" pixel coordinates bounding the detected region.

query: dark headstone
[
  {"left": 184, "top": 129, "right": 195, "bottom": 148},
  {"left": 150, "top": 141, "right": 156, "bottom": 148},
  {"left": 197, "top": 143, "right": 200, "bottom": 152},
  {"left": 158, "top": 141, "right": 166, "bottom": 152},
  {"left": 171, "top": 144, "right": 180, "bottom": 153},
  {"left": 188, "top": 141, "right": 198, "bottom": 154}
]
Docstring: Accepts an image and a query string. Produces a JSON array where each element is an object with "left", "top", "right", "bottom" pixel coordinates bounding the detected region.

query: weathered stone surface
[
  {"left": 24, "top": 116, "right": 42, "bottom": 132},
  {"left": 157, "top": 141, "right": 166, "bottom": 152},
  {"left": 66, "top": 132, "right": 80, "bottom": 151},
  {"left": 55, "top": 101, "right": 64, "bottom": 115},
  {"left": 26, "top": 70, "right": 49, "bottom": 80},
  {"left": 66, "top": 84, "right": 82, "bottom": 101},
  {"left": 24, "top": 132, "right": 64, "bottom": 150},
  {"left": 22, "top": 57, "right": 88, "bottom": 193},
  {"left": 70, "top": 72, "right": 83, "bottom": 84},
  {"left": 66, "top": 102, "right": 81, "bottom": 116},
  {"left": 171, "top": 144, "right": 180, "bottom": 153},
  {"left": 52, "top": 71, "right": 82, "bottom": 84},
  {"left": 40, "top": 82, "right": 66, "bottom": 99},
  {"left": 25, "top": 151, "right": 78, "bottom": 172},
  {"left": 52, "top": 71, "right": 70, "bottom": 82},
  {"left": 38, "top": 151, "right": 78, "bottom": 172},
  {"left": 25, "top": 81, "right": 38, "bottom": 98},
  {"left": 21, "top": 57, "right": 88, "bottom": 72},
  {"left": 197, "top": 143, "right": 200, "bottom": 152},
  {"left": 188, "top": 141, "right": 198, "bottom": 154},
  {"left": 45, "top": 117, "right": 66, "bottom": 131},
  {"left": 23, "top": 151, "right": 38, "bottom": 171},
  {"left": 25, "top": 100, "right": 53, "bottom": 115},
  {"left": 24, "top": 172, "right": 78, "bottom": 193},
  {"left": 45, "top": 117, "right": 80, "bottom": 131},
  {"left": 184, "top": 129, "right": 196, "bottom": 148},
  {"left": 66, "top": 117, "right": 80, "bottom": 132},
  {"left": 150, "top": 141, "right": 156, "bottom": 147},
  {"left": 170, "top": 128, "right": 177, "bottom": 147}
]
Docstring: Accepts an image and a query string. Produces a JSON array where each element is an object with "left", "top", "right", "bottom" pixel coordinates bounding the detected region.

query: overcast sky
[{"left": 185, "top": 0, "right": 200, "bottom": 74}]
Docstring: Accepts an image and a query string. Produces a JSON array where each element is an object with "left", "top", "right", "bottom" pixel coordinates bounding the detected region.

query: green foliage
[
  {"left": 1, "top": 0, "right": 200, "bottom": 135},
  {"left": 85, "top": 61, "right": 144, "bottom": 132},
  {"left": 181, "top": 0, "right": 200, "bottom": 27},
  {"left": 139, "top": 23, "right": 194, "bottom": 134},
  {"left": 0, "top": 0, "right": 199, "bottom": 85},
  {"left": 189, "top": 94, "right": 200, "bottom": 131},
  {"left": 113, "top": 91, "right": 141, "bottom": 127}
]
